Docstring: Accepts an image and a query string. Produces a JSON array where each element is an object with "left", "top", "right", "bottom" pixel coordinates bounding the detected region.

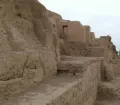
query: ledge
[{"left": 58, "top": 56, "right": 103, "bottom": 74}]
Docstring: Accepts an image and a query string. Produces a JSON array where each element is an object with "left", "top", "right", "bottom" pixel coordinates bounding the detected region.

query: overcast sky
[{"left": 40, "top": 0, "right": 120, "bottom": 50}]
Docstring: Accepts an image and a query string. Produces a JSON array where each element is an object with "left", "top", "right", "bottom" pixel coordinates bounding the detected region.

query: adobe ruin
[
  {"left": 1, "top": 0, "right": 120, "bottom": 105},
  {"left": 59, "top": 20, "right": 85, "bottom": 42},
  {"left": 84, "top": 25, "right": 91, "bottom": 43}
]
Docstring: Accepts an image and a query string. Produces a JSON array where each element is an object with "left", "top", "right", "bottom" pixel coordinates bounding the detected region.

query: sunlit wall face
[{"left": 39, "top": 0, "right": 120, "bottom": 50}]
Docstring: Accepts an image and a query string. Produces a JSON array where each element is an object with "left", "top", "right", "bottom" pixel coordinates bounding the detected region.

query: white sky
[{"left": 40, "top": 0, "right": 120, "bottom": 50}]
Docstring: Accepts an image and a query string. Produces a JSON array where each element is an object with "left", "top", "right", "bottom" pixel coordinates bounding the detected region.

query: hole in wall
[
  {"left": 16, "top": 13, "right": 22, "bottom": 18},
  {"left": 53, "top": 24, "right": 55, "bottom": 27}
]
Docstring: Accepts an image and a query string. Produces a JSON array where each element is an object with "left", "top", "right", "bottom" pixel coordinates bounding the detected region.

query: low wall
[
  {"left": 87, "top": 47, "right": 104, "bottom": 57},
  {"left": 60, "top": 41, "right": 113, "bottom": 60},
  {"left": 57, "top": 57, "right": 103, "bottom": 105},
  {"left": 3, "top": 57, "right": 103, "bottom": 105},
  {"left": 60, "top": 41, "right": 93, "bottom": 56}
]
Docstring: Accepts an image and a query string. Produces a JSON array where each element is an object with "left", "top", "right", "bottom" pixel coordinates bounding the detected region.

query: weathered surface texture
[
  {"left": 58, "top": 20, "right": 85, "bottom": 42},
  {"left": 95, "top": 77, "right": 120, "bottom": 105},
  {"left": 84, "top": 25, "right": 91, "bottom": 43},
  {"left": 90, "top": 32, "right": 95, "bottom": 43},
  {"left": 2, "top": 57, "right": 103, "bottom": 105},
  {"left": 0, "top": 0, "right": 120, "bottom": 105},
  {"left": 0, "top": 0, "right": 58, "bottom": 96},
  {"left": 112, "top": 60, "right": 120, "bottom": 76},
  {"left": 102, "top": 60, "right": 114, "bottom": 81},
  {"left": 87, "top": 47, "right": 105, "bottom": 57},
  {"left": 94, "top": 36, "right": 118, "bottom": 60},
  {"left": 60, "top": 41, "right": 94, "bottom": 56},
  {"left": 59, "top": 35, "right": 117, "bottom": 61},
  {"left": 47, "top": 10, "right": 62, "bottom": 20}
]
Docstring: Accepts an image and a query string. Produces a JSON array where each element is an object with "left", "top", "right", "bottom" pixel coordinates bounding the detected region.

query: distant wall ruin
[
  {"left": 90, "top": 32, "right": 95, "bottom": 43},
  {"left": 58, "top": 20, "right": 85, "bottom": 42},
  {"left": 84, "top": 25, "right": 91, "bottom": 43}
]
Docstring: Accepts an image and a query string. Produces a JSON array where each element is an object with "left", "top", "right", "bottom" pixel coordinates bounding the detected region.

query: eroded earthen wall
[
  {"left": 0, "top": 0, "right": 119, "bottom": 103},
  {"left": 87, "top": 47, "right": 105, "bottom": 57},
  {"left": 60, "top": 41, "right": 91, "bottom": 56},
  {"left": 0, "top": 0, "right": 59, "bottom": 96},
  {"left": 66, "top": 21, "right": 85, "bottom": 42},
  {"left": 50, "top": 57, "right": 103, "bottom": 105},
  {"left": 95, "top": 36, "right": 110, "bottom": 48},
  {"left": 112, "top": 60, "right": 120, "bottom": 76},
  {"left": 84, "top": 25, "right": 91, "bottom": 43},
  {"left": 90, "top": 32, "right": 95, "bottom": 43},
  {"left": 59, "top": 20, "right": 85, "bottom": 42},
  {"left": 46, "top": 10, "right": 62, "bottom": 20},
  {"left": 94, "top": 36, "right": 118, "bottom": 60}
]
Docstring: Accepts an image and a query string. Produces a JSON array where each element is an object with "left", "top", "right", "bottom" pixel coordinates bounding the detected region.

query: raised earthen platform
[{"left": 2, "top": 57, "right": 103, "bottom": 105}]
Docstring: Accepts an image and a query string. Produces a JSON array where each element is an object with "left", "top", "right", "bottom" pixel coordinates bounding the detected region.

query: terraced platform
[{"left": 2, "top": 57, "right": 103, "bottom": 105}]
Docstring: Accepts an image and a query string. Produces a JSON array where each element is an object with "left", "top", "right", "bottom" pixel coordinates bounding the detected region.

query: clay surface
[
  {"left": 0, "top": 0, "right": 120, "bottom": 105},
  {"left": 0, "top": 0, "right": 58, "bottom": 97}
]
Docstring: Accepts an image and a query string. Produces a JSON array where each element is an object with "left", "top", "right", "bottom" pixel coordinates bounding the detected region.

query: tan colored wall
[
  {"left": 60, "top": 41, "right": 91, "bottom": 56},
  {"left": 90, "top": 32, "right": 95, "bottom": 42},
  {"left": 60, "top": 38, "right": 114, "bottom": 60},
  {"left": 112, "top": 60, "right": 120, "bottom": 76},
  {"left": 87, "top": 47, "right": 105, "bottom": 57},
  {"left": 58, "top": 19, "right": 68, "bottom": 39},
  {"left": 1, "top": 1, "right": 119, "bottom": 104},
  {"left": 0, "top": 0, "right": 58, "bottom": 96},
  {"left": 94, "top": 36, "right": 116, "bottom": 60},
  {"left": 46, "top": 10, "right": 62, "bottom": 20},
  {"left": 59, "top": 20, "right": 85, "bottom": 42},
  {"left": 49, "top": 17, "right": 60, "bottom": 61},
  {"left": 47, "top": 10, "right": 62, "bottom": 44},
  {"left": 84, "top": 25, "right": 91, "bottom": 43},
  {"left": 104, "top": 49, "right": 113, "bottom": 60},
  {"left": 95, "top": 37, "right": 109, "bottom": 48},
  {"left": 95, "top": 36, "right": 114, "bottom": 51},
  {"left": 87, "top": 47, "right": 113, "bottom": 60},
  {"left": 66, "top": 21, "right": 85, "bottom": 42}
]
